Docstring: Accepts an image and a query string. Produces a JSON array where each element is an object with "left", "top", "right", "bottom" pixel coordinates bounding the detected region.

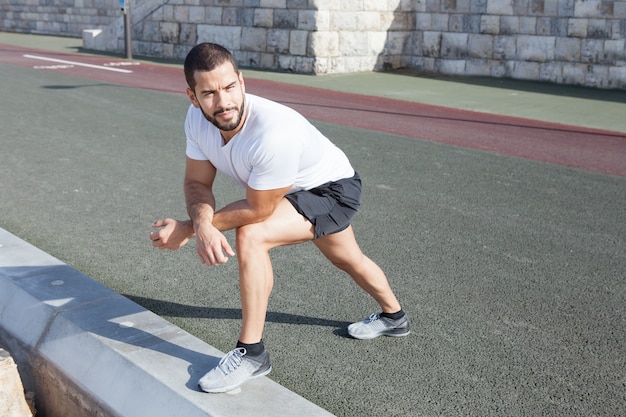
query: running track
[{"left": 2, "top": 43, "right": 625, "bottom": 177}]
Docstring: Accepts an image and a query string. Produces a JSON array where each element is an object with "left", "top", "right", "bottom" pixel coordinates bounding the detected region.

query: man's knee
[{"left": 235, "top": 223, "right": 267, "bottom": 252}]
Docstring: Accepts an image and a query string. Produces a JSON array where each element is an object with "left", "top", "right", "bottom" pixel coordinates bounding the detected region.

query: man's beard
[{"left": 200, "top": 99, "right": 245, "bottom": 132}]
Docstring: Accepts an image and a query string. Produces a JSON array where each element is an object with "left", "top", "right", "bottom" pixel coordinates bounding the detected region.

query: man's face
[{"left": 186, "top": 61, "right": 246, "bottom": 139}]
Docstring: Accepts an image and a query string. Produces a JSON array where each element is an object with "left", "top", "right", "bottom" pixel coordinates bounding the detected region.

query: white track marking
[{"left": 23, "top": 54, "right": 134, "bottom": 73}]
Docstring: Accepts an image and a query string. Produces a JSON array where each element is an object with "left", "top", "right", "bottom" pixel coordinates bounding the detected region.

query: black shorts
[{"left": 285, "top": 172, "right": 361, "bottom": 239}]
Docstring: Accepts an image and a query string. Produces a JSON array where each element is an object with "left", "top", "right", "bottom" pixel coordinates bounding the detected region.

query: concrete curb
[{"left": 0, "top": 228, "right": 335, "bottom": 417}]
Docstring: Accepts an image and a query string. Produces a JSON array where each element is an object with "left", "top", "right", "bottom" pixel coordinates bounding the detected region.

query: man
[{"left": 150, "top": 43, "right": 409, "bottom": 393}]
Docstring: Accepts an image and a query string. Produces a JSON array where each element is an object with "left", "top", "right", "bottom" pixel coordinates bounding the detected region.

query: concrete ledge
[
  {"left": 0, "top": 228, "right": 335, "bottom": 417},
  {"left": 82, "top": 29, "right": 104, "bottom": 51}
]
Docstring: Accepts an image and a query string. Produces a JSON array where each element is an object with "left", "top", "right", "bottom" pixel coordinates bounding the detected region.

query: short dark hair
[{"left": 184, "top": 43, "right": 239, "bottom": 90}]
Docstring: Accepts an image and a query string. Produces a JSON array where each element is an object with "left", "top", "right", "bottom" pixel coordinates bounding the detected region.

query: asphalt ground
[{"left": 1, "top": 33, "right": 625, "bottom": 416}]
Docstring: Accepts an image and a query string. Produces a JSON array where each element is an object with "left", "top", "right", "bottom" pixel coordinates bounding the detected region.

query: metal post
[{"left": 121, "top": 0, "right": 132, "bottom": 60}]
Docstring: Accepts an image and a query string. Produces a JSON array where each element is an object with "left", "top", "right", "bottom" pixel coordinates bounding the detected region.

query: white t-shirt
[{"left": 185, "top": 94, "right": 355, "bottom": 192}]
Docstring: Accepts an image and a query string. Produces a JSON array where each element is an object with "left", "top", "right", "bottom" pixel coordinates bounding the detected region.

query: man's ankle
[{"left": 236, "top": 340, "right": 265, "bottom": 357}]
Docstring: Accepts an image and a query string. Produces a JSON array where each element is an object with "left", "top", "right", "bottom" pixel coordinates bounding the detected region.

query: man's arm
[
  {"left": 183, "top": 157, "right": 236, "bottom": 265},
  {"left": 212, "top": 184, "right": 292, "bottom": 231},
  {"left": 184, "top": 157, "right": 217, "bottom": 226},
  {"left": 150, "top": 157, "right": 222, "bottom": 254}
]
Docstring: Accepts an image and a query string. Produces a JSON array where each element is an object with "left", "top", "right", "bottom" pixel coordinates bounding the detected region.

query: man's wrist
[{"left": 182, "top": 219, "right": 196, "bottom": 237}]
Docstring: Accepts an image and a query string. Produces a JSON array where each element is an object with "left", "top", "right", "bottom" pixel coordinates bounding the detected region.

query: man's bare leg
[
  {"left": 313, "top": 226, "right": 401, "bottom": 313},
  {"left": 235, "top": 199, "right": 315, "bottom": 343}
]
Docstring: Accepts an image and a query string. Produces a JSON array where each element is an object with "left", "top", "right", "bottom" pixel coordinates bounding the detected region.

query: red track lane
[{"left": 2, "top": 43, "right": 625, "bottom": 177}]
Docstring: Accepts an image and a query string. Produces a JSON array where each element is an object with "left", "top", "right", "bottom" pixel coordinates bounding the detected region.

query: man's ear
[
  {"left": 186, "top": 87, "right": 200, "bottom": 108},
  {"left": 238, "top": 71, "right": 245, "bottom": 91}
]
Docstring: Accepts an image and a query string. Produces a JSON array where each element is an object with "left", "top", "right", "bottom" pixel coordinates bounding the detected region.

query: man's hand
[
  {"left": 194, "top": 221, "right": 236, "bottom": 265},
  {"left": 150, "top": 218, "right": 193, "bottom": 250}
]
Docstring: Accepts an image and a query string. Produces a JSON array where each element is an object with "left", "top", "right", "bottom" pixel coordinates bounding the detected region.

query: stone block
[
  {"left": 197, "top": 24, "right": 241, "bottom": 50},
  {"left": 387, "top": 10, "right": 411, "bottom": 31},
  {"left": 222, "top": 7, "right": 238, "bottom": 26},
  {"left": 162, "top": 5, "right": 174, "bottom": 21},
  {"left": 289, "top": 30, "right": 308, "bottom": 55},
  {"left": 274, "top": 9, "right": 298, "bottom": 29},
  {"left": 267, "top": 28, "right": 290, "bottom": 53},
  {"left": 311, "top": 0, "right": 338, "bottom": 11},
  {"left": 575, "top": 0, "right": 601, "bottom": 18},
  {"left": 385, "top": 31, "right": 410, "bottom": 54},
  {"left": 436, "top": 58, "right": 466, "bottom": 75},
  {"left": 188, "top": 6, "right": 205, "bottom": 23},
  {"left": 278, "top": 54, "right": 314, "bottom": 73},
  {"left": 603, "top": 39, "right": 625, "bottom": 64},
  {"left": 608, "top": 66, "right": 626, "bottom": 88},
  {"left": 432, "top": 13, "right": 449, "bottom": 30},
  {"left": 493, "top": 35, "right": 516, "bottom": 59},
  {"left": 466, "top": 58, "right": 492, "bottom": 75},
  {"left": 313, "top": 10, "right": 330, "bottom": 31},
  {"left": 480, "top": 15, "right": 500, "bottom": 34},
  {"left": 562, "top": 62, "right": 585, "bottom": 84},
  {"left": 543, "top": 0, "right": 558, "bottom": 16},
  {"left": 162, "top": 42, "right": 174, "bottom": 58},
  {"left": 310, "top": 31, "right": 339, "bottom": 56},
  {"left": 314, "top": 56, "right": 330, "bottom": 74},
  {"left": 491, "top": 60, "right": 514, "bottom": 77},
  {"left": 536, "top": 17, "right": 552, "bottom": 35},
  {"left": 588, "top": 18, "right": 610, "bottom": 38},
  {"left": 173, "top": 5, "right": 188, "bottom": 22},
  {"left": 487, "top": 0, "right": 514, "bottom": 15},
  {"left": 500, "top": 16, "right": 519, "bottom": 34},
  {"left": 260, "top": 0, "right": 286, "bottom": 8},
  {"left": 180, "top": 23, "right": 196, "bottom": 45},
  {"left": 616, "top": 2, "right": 626, "bottom": 19},
  {"left": 555, "top": 36, "right": 581, "bottom": 61},
  {"left": 468, "top": 33, "right": 493, "bottom": 58},
  {"left": 358, "top": 11, "right": 381, "bottom": 31},
  {"left": 413, "top": 56, "right": 435, "bottom": 72},
  {"left": 581, "top": 38, "right": 603, "bottom": 62},
  {"left": 558, "top": 0, "right": 575, "bottom": 16},
  {"left": 339, "top": 31, "right": 368, "bottom": 55},
  {"left": 259, "top": 52, "right": 277, "bottom": 68},
  {"left": 413, "top": 0, "right": 427, "bottom": 13},
  {"left": 540, "top": 61, "right": 562, "bottom": 83},
  {"left": 585, "top": 64, "right": 609, "bottom": 87},
  {"left": 339, "top": 0, "right": 365, "bottom": 11},
  {"left": 160, "top": 22, "right": 179, "bottom": 43},
  {"left": 368, "top": 31, "right": 387, "bottom": 54},
  {"left": 254, "top": 8, "right": 273, "bottom": 27},
  {"left": 286, "top": 0, "right": 308, "bottom": 8},
  {"left": 297, "top": 9, "right": 316, "bottom": 30},
  {"left": 449, "top": 14, "right": 464, "bottom": 32},
  {"left": 416, "top": 13, "right": 432, "bottom": 30},
  {"left": 422, "top": 31, "right": 442, "bottom": 57},
  {"left": 241, "top": 27, "right": 267, "bottom": 51},
  {"left": 568, "top": 17, "right": 588, "bottom": 37},
  {"left": 517, "top": 35, "right": 555, "bottom": 61},
  {"left": 441, "top": 32, "right": 468, "bottom": 58},
  {"left": 205, "top": 7, "right": 223, "bottom": 25},
  {"left": 513, "top": 60, "right": 540, "bottom": 79},
  {"left": 331, "top": 11, "right": 358, "bottom": 31}
]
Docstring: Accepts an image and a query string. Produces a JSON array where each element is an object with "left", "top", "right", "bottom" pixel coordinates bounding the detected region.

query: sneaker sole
[
  {"left": 349, "top": 329, "right": 411, "bottom": 340},
  {"left": 199, "top": 366, "right": 272, "bottom": 394}
]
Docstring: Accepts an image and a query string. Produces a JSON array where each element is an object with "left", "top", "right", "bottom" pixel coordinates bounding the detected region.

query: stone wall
[
  {"left": 2, "top": 0, "right": 625, "bottom": 89},
  {"left": 0, "top": 0, "right": 120, "bottom": 36}
]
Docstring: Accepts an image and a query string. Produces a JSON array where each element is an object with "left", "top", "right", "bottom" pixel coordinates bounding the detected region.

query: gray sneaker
[
  {"left": 348, "top": 312, "right": 410, "bottom": 339},
  {"left": 198, "top": 347, "right": 272, "bottom": 393}
]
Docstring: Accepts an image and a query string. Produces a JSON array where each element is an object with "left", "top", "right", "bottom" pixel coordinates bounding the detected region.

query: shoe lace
[
  {"left": 218, "top": 348, "right": 245, "bottom": 375},
  {"left": 365, "top": 313, "right": 381, "bottom": 323}
]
